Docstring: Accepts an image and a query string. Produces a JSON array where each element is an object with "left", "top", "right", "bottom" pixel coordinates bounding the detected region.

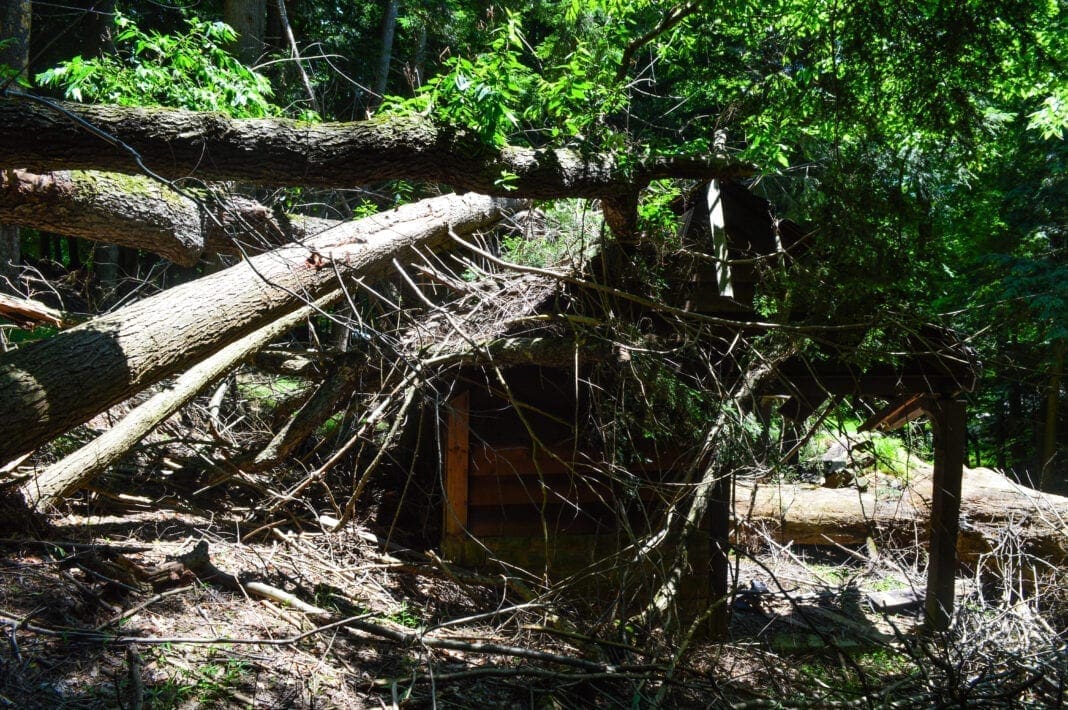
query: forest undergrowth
[{"left": 0, "top": 400, "right": 1064, "bottom": 709}]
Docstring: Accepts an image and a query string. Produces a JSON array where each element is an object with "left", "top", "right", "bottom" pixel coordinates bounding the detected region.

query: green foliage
[
  {"left": 385, "top": 602, "right": 422, "bottom": 629},
  {"left": 636, "top": 180, "right": 682, "bottom": 243},
  {"left": 138, "top": 654, "right": 252, "bottom": 707},
  {"left": 499, "top": 200, "right": 602, "bottom": 268},
  {"left": 382, "top": 8, "right": 626, "bottom": 149},
  {"left": 1029, "top": 90, "right": 1068, "bottom": 140},
  {"left": 37, "top": 13, "right": 278, "bottom": 117},
  {"left": 384, "top": 12, "right": 531, "bottom": 147},
  {"left": 3, "top": 324, "right": 58, "bottom": 345}
]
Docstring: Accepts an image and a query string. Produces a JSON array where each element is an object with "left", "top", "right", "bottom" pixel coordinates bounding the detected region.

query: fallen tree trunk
[
  {"left": 0, "top": 169, "right": 333, "bottom": 265},
  {"left": 22, "top": 291, "right": 341, "bottom": 510},
  {"left": 0, "top": 95, "right": 755, "bottom": 200},
  {"left": 0, "top": 192, "right": 515, "bottom": 464},
  {"left": 736, "top": 466, "right": 1068, "bottom": 569}
]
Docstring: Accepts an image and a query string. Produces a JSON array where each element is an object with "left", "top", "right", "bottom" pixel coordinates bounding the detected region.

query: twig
[{"left": 96, "top": 586, "right": 193, "bottom": 631}]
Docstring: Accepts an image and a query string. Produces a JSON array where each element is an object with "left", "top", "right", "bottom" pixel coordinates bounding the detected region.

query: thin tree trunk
[
  {"left": 0, "top": 1, "right": 30, "bottom": 283},
  {"left": 275, "top": 0, "right": 320, "bottom": 116},
  {"left": 1040, "top": 338, "right": 1066, "bottom": 490},
  {"left": 0, "top": 192, "right": 516, "bottom": 464}
]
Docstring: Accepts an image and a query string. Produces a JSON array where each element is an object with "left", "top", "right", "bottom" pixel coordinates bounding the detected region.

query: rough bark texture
[
  {"left": 0, "top": 97, "right": 755, "bottom": 201},
  {"left": 0, "top": 192, "right": 515, "bottom": 464},
  {"left": 0, "top": 169, "right": 333, "bottom": 265},
  {"left": 374, "top": 0, "right": 400, "bottom": 100},
  {"left": 22, "top": 292, "right": 339, "bottom": 510},
  {"left": 736, "top": 467, "right": 1068, "bottom": 570},
  {"left": 223, "top": 0, "right": 267, "bottom": 65},
  {"left": 0, "top": 1, "right": 30, "bottom": 280}
]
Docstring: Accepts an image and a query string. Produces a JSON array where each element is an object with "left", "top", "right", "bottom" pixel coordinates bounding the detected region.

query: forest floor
[{"left": 1, "top": 475, "right": 1064, "bottom": 709}]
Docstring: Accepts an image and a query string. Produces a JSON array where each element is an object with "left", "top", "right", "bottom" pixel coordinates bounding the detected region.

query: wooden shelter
[{"left": 439, "top": 180, "right": 977, "bottom": 632}]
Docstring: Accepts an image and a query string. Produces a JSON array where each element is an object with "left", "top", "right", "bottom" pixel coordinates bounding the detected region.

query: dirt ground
[{"left": 1, "top": 483, "right": 1061, "bottom": 709}]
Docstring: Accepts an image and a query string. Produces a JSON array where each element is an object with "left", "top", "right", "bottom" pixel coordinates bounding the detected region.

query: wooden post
[
  {"left": 443, "top": 391, "right": 470, "bottom": 547},
  {"left": 925, "top": 396, "right": 966, "bottom": 630}
]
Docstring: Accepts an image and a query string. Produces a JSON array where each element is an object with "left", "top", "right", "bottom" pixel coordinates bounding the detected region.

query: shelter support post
[
  {"left": 442, "top": 391, "right": 470, "bottom": 558},
  {"left": 924, "top": 395, "right": 966, "bottom": 630}
]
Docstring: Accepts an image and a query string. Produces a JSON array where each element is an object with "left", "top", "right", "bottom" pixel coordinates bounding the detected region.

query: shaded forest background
[
  {"left": 0, "top": 1, "right": 1065, "bottom": 706},
  {"left": 3, "top": 0, "right": 1063, "bottom": 489}
]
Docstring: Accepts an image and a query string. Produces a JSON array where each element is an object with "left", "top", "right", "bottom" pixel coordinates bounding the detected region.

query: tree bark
[
  {"left": 1040, "top": 338, "right": 1065, "bottom": 490},
  {"left": 0, "top": 169, "right": 334, "bottom": 265},
  {"left": 0, "top": 97, "right": 755, "bottom": 202},
  {"left": 373, "top": 0, "right": 400, "bottom": 103},
  {"left": 0, "top": 192, "right": 516, "bottom": 464},
  {"left": 0, "top": 1, "right": 31, "bottom": 282},
  {"left": 22, "top": 290, "right": 340, "bottom": 510},
  {"left": 736, "top": 466, "right": 1068, "bottom": 570},
  {"left": 223, "top": 0, "right": 267, "bottom": 65}
]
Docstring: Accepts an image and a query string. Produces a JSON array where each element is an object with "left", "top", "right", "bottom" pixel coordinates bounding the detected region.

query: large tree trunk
[
  {"left": 0, "top": 169, "right": 334, "bottom": 265},
  {"left": 0, "top": 192, "right": 515, "bottom": 464},
  {"left": 0, "top": 98, "right": 754, "bottom": 201},
  {"left": 22, "top": 290, "right": 339, "bottom": 510}
]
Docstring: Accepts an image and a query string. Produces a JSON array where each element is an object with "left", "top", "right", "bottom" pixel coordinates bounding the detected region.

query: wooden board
[{"left": 443, "top": 391, "right": 470, "bottom": 537}]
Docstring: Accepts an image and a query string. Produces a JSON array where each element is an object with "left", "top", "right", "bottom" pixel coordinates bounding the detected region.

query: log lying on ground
[
  {"left": 0, "top": 169, "right": 334, "bottom": 265},
  {"left": 22, "top": 291, "right": 341, "bottom": 510},
  {"left": 736, "top": 466, "right": 1068, "bottom": 569},
  {"left": 0, "top": 192, "right": 516, "bottom": 464}
]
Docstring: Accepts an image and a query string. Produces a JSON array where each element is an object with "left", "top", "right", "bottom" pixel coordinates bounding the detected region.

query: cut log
[
  {"left": 736, "top": 466, "right": 1068, "bottom": 570},
  {"left": 0, "top": 192, "right": 515, "bottom": 464}
]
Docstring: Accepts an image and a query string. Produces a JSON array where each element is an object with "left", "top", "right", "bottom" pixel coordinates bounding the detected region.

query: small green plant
[
  {"left": 238, "top": 375, "right": 306, "bottom": 404},
  {"left": 37, "top": 13, "right": 280, "bottom": 118},
  {"left": 143, "top": 653, "right": 252, "bottom": 707},
  {"left": 868, "top": 575, "right": 907, "bottom": 592},
  {"left": 386, "top": 602, "right": 422, "bottom": 629}
]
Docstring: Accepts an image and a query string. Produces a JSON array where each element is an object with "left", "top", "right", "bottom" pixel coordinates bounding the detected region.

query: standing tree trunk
[
  {"left": 373, "top": 0, "right": 400, "bottom": 105},
  {"left": 0, "top": 192, "right": 516, "bottom": 464},
  {"left": 1041, "top": 338, "right": 1066, "bottom": 490},
  {"left": 275, "top": 0, "right": 320, "bottom": 116},
  {"left": 224, "top": 0, "right": 267, "bottom": 65},
  {"left": 0, "top": 0, "right": 30, "bottom": 284}
]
